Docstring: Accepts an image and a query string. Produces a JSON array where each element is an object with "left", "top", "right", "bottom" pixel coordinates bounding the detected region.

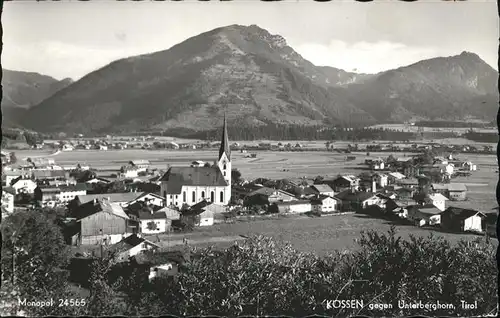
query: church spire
[{"left": 218, "top": 112, "right": 231, "bottom": 161}]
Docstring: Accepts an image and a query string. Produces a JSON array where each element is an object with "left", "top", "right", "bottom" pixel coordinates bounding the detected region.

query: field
[
  {"left": 369, "top": 123, "right": 497, "bottom": 134},
  {"left": 154, "top": 213, "right": 488, "bottom": 256}
]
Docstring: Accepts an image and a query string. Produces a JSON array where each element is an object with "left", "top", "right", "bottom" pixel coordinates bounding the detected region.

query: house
[
  {"left": 396, "top": 178, "right": 419, "bottom": 189},
  {"left": 11, "top": 178, "right": 38, "bottom": 194},
  {"left": 244, "top": 187, "right": 297, "bottom": 206},
  {"left": 32, "top": 169, "right": 67, "bottom": 182},
  {"left": 274, "top": 200, "right": 312, "bottom": 214},
  {"left": 461, "top": 161, "right": 477, "bottom": 171},
  {"left": 75, "top": 192, "right": 143, "bottom": 207},
  {"left": 394, "top": 187, "right": 416, "bottom": 201},
  {"left": 99, "top": 145, "right": 108, "bottom": 151},
  {"left": 446, "top": 183, "right": 467, "bottom": 201},
  {"left": 310, "top": 195, "right": 340, "bottom": 213},
  {"left": 431, "top": 183, "right": 449, "bottom": 195},
  {"left": 70, "top": 198, "right": 132, "bottom": 245},
  {"left": 160, "top": 115, "right": 231, "bottom": 208},
  {"left": 4, "top": 170, "right": 26, "bottom": 186},
  {"left": 181, "top": 202, "right": 215, "bottom": 226},
  {"left": 189, "top": 200, "right": 227, "bottom": 218},
  {"left": 106, "top": 234, "right": 160, "bottom": 263},
  {"left": 329, "top": 175, "right": 360, "bottom": 192},
  {"left": 137, "top": 210, "right": 169, "bottom": 234},
  {"left": 440, "top": 207, "right": 486, "bottom": 233},
  {"left": 129, "top": 160, "right": 150, "bottom": 172},
  {"left": 334, "top": 190, "right": 380, "bottom": 212},
  {"left": 62, "top": 144, "right": 75, "bottom": 151},
  {"left": 371, "top": 160, "right": 385, "bottom": 170},
  {"left": 407, "top": 205, "right": 442, "bottom": 227},
  {"left": 387, "top": 172, "right": 406, "bottom": 184},
  {"left": 156, "top": 206, "right": 181, "bottom": 221},
  {"left": 128, "top": 192, "right": 165, "bottom": 208},
  {"left": 432, "top": 163, "right": 454, "bottom": 175},
  {"left": 1, "top": 187, "right": 16, "bottom": 214},
  {"left": 374, "top": 173, "right": 388, "bottom": 188},
  {"left": 58, "top": 184, "right": 88, "bottom": 203},
  {"left": 34, "top": 186, "right": 61, "bottom": 206},
  {"left": 132, "top": 250, "right": 190, "bottom": 281},
  {"left": 120, "top": 165, "right": 140, "bottom": 178},
  {"left": 427, "top": 193, "right": 449, "bottom": 211},
  {"left": 310, "top": 184, "right": 334, "bottom": 197},
  {"left": 191, "top": 161, "right": 206, "bottom": 167}
]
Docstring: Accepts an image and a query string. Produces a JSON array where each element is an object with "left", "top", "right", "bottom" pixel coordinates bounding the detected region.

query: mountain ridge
[{"left": 15, "top": 24, "right": 498, "bottom": 134}]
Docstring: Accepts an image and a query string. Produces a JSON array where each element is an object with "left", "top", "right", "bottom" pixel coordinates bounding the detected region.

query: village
[{"left": 1, "top": 117, "right": 498, "bottom": 285}]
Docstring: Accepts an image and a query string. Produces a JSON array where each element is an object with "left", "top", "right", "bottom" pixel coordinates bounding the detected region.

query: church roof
[
  {"left": 160, "top": 167, "right": 228, "bottom": 194},
  {"left": 219, "top": 113, "right": 231, "bottom": 161}
]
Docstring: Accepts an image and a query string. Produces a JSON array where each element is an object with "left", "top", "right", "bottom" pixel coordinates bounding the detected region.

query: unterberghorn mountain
[{"left": 15, "top": 24, "right": 499, "bottom": 134}]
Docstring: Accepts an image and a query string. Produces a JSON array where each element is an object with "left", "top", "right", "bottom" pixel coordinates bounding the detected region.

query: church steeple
[
  {"left": 217, "top": 112, "right": 231, "bottom": 186},
  {"left": 218, "top": 112, "right": 231, "bottom": 161}
]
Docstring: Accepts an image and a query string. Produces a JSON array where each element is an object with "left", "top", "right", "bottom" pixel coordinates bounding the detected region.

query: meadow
[{"left": 159, "top": 213, "right": 488, "bottom": 256}]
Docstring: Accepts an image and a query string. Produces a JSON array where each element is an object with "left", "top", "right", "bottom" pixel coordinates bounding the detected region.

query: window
[
  {"left": 223, "top": 164, "right": 227, "bottom": 170},
  {"left": 211, "top": 191, "right": 215, "bottom": 202},
  {"left": 223, "top": 172, "right": 226, "bottom": 177},
  {"left": 170, "top": 195, "right": 173, "bottom": 199},
  {"left": 201, "top": 191, "right": 205, "bottom": 198},
  {"left": 192, "top": 191, "right": 196, "bottom": 202},
  {"left": 183, "top": 192, "right": 186, "bottom": 202},
  {"left": 220, "top": 191, "right": 224, "bottom": 203}
]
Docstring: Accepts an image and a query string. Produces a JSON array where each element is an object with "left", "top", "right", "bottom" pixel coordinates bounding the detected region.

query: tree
[
  {"left": 204, "top": 162, "right": 212, "bottom": 168},
  {"left": 147, "top": 221, "right": 158, "bottom": 231},
  {"left": 1, "top": 211, "right": 73, "bottom": 315},
  {"left": 9, "top": 152, "right": 17, "bottom": 164},
  {"left": 231, "top": 169, "right": 242, "bottom": 184}
]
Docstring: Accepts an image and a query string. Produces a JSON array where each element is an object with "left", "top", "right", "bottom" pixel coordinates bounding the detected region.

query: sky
[{"left": 3, "top": 0, "right": 498, "bottom": 81}]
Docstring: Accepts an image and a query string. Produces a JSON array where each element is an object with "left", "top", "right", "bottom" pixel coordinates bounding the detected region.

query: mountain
[
  {"left": 20, "top": 24, "right": 374, "bottom": 134},
  {"left": 19, "top": 25, "right": 498, "bottom": 135},
  {"left": 2, "top": 69, "right": 73, "bottom": 127},
  {"left": 345, "top": 51, "right": 498, "bottom": 123}
]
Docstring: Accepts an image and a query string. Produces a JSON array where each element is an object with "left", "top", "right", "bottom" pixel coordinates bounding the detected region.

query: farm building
[
  {"left": 310, "top": 184, "right": 334, "bottom": 197},
  {"left": 1, "top": 187, "right": 15, "bottom": 214},
  {"left": 440, "top": 207, "right": 486, "bottom": 233},
  {"left": 69, "top": 198, "right": 133, "bottom": 245},
  {"left": 374, "top": 173, "right": 388, "bottom": 188},
  {"left": 431, "top": 183, "right": 449, "bottom": 195},
  {"left": 120, "top": 165, "right": 140, "bottom": 178},
  {"left": 106, "top": 234, "right": 160, "bottom": 263},
  {"left": 244, "top": 187, "right": 297, "bottom": 206},
  {"left": 310, "top": 195, "right": 340, "bottom": 213},
  {"left": 274, "top": 200, "right": 312, "bottom": 214},
  {"left": 446, "top": 183, "right": 467, "bottom": 201},
  {"left": 160, "top": 116, "right": 231, "bottom": 207},
  {"left": 34, "top": 186, "right": 61, "bottom": 206},
  {"left": 32, "top": 169, "right": 68, "bottom": 182},
  {"left": 427, "top": 193, "right": 449, "bottom": 211},
  {"left": 396, "top": 178, "right": 419, "bottom": 188}
]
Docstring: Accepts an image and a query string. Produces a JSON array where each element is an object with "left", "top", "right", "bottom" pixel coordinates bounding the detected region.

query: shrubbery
[{"left": 3, "top": 211, "right": 496, "bottom": 317}]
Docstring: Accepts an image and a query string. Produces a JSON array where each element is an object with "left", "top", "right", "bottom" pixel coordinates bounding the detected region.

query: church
[{"left": 160, "top": 115, "right": 232, "bottom": 207}]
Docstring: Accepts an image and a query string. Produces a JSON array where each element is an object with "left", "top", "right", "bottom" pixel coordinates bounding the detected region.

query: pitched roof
[
  {"left": 311, "top": 184, "right": 334, "bottom": 194},
  {"left": 428, "top": 193, "right": 449, "bottom": 201},
  {"left": 32, "top": 169, "right": 67, "bottom": 179},
  {"left": 133, "top": 250, "right": 190, "bottom": 266},
  {"left": 2, "top": 186, "right": 16, "bottom": 195},
  {"left": 276, "top": 200, "right": 311, "bottom": 206},
  {"left": 159, "top": 167, "right": 228, "bottom": 194},
  {"left": 138, "top": 210, "right": 167, "bottom": 221},
  {"left": 73, "top": 199, "right": 130, "bottom": 221},
  {"left": 219, "top": 113, "right": 231, "bottom": 161},
  {"left": 59, "top": 183, "right": 88, "bottom": 192},
  {"left": 397, "top": 178, "right": 419, "bottom": 185},
  {"left": 431, "top": 183, "right": 448, "bottom": 190},
  {"left": 443, "top": 207, "right": 485, "bottom": 220},
  {"left": 131, "top": 160, "right": 150, "bottom": 165},
  {"left": 156, "top": 206, "right": 181, "bottom": 220},
  {"left": 388, "top": 172, "right": 406, "bottom": 179},
  {"left": 77, "top": 192, "right": 143, "bottom": 205},
  {"left": 447, "top": 183, "right": 467, "bottom": 192},
  {"left": 418, "top": 207, "right": 442, "bottom": 215},
  {"left": 107, "top": 234, "right": 159, "bottom": 255},
  {"left": 248, "top": 187, "right": 295, "bottom": 197},
  {"left": 39, "top": 186, "right": 62, "bottom": 193},
  {"left": 310, "top": 195, "right": 340, "bottom": 205}
]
